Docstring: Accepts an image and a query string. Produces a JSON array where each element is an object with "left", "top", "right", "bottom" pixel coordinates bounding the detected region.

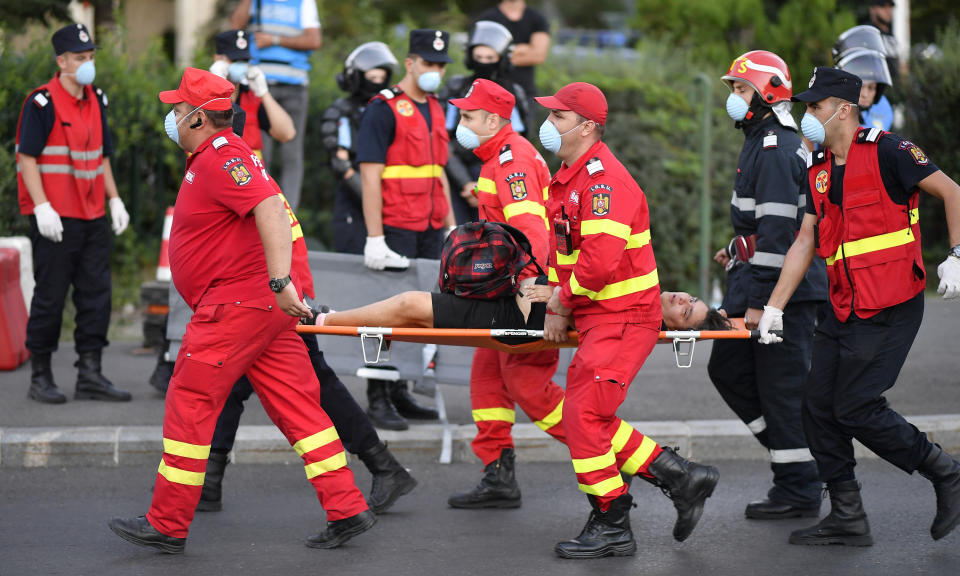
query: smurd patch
[
  {"left": 592, "top": 193, "right": 610, "bottom": 216},
  {"left": 815, "top": 170, "right": 829, "bottom": 194},
  {"left": 396, "top": 100, "right": 414, "bottom": 117},
  {"left": 473, "top": 259, "right": 494, "bottom": 274}
]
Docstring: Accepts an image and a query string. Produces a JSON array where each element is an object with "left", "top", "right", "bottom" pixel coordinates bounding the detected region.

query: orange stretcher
[{"left": 297, "top": 318, "right": 763, "bottom": 368}]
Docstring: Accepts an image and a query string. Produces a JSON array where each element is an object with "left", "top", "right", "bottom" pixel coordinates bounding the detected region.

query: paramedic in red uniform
[
  {"left": 536, "top": 82, "right": 720, "bottom": 559},
  {"left": 16, "top": 23, "right": 132, "bottom": 404},
  {"left": 355, "top": 28, "right": 457, "bottom": 430},
  {"left": 758, "top": 67, "right": 960, "bottom": 546},
  {"left": 440, "top": 79, "right": 566, "bottom": 508},
  {"left": 108, "top": 68, "right": 374, "bottom": 553}
]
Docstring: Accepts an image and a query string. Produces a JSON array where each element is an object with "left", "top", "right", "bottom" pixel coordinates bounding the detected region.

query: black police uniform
[
  {"left": 320, "top": 95, "right": 367, "bottom": 254},
  {"left": 708, "top": 114, "right": 828, "bottom": 510}
]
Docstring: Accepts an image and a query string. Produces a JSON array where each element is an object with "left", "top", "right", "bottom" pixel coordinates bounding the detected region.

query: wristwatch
[
  {"left": 269, "top": 275, "right": 292, "bottom": 293},
  {"left": 950, "top": 245, "right": 960, "bottom": 260}
]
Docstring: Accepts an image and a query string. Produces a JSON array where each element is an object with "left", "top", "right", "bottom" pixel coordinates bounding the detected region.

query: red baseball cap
[
  {"left": 449, "top": 78, "right": 516, "bottom": 119},
  {"left": 535, "top": 82, "right": 607, "bottom": 126},
  {"left": 159, "top": 67, "right": 235, "bottom": 111}
]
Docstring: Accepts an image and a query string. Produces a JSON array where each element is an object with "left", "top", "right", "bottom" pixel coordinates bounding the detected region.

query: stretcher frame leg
[{"left": 672, "top": 337, "right": 697, "bottom": 369}]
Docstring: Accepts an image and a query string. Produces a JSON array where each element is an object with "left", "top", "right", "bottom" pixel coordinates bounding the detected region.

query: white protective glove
[
  {"left": 757, "top": 305, "right": 784, "bottom": 345},
  {"left": 209, "top": 60, "right": 230, "bottom": 80},
  {"left": 109, "top": 197, "right": 130, "bottom": 235},
  {"left": 246, "top": 65, "right": 269, "bottom": 98},
  {"left": 33, "top": 201, "right": 63, "bottom": 243},
  {"left": 937, "top": 256, "right": 960, "bottom": 300},
  {"left": 363, "top": 236, "right": 409, "bottom": 271}
]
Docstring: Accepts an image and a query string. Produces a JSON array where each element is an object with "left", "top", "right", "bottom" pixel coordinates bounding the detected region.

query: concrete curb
[{"left": 4, "top": 415, "right": 960, "bottom": 468}]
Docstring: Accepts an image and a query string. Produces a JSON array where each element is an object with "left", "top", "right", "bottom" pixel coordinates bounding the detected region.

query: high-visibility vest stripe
[
  {"left": 292, "top": 426, "right": 340, "bottom": 457},
  {"left": 163, "top": 438, "right": 210, "bottom": 460},
  {"left": 476, "top": 177, "right": 497, "bottom": 195},
  {"left": 578, "top": 473, "right": 624, "bottom": 496},
  {"left": 534, "top": 399, "right": 564, "bottom": 432},
  {"left": 572, "top": 449, "right": 616, "bottom": 474},
  {"left": 503, "top": 200, "right": 548, "bottom": 229},
  {"left": 569, "top": 268, "right": 659, "bottom": 301},
  {"left": 555, "top": 230, "right": 651, "bottom": 266},
  {"left": 304, "top": 452, "right": 348, "bottom": 479},
  {"left": 381, "top": 164, "right": 444, "bottom": 179},
  {"left": 472, "top": 407, "right": 516, "bottom": 424},
  {"left": 825, "top": 208, "right": 920, "bottom": 266},
  {"left": 158, "top": 459, "right": 205, "bottom": 486}
]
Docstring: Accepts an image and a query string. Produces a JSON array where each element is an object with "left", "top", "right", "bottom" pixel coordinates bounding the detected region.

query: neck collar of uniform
[
  {"left": 187, "top": 128, "right": 234, "bottom": 164},
  {"left": 742, "top": 113, "right": 778, "bottom": 138},
  {"left": 553, "top": 140, "right": 606, "bottom": 184},
  {"left": 473, "top": 123, "right": 515, "bottom": 162}
]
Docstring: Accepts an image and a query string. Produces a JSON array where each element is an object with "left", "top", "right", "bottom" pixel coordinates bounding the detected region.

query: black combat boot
[
  {"left": 305, "top": 509, "right": 377, "bottom": 549},
  {"left": 647, "top": 446, "right": 720, "bottom": 542},
  {"left": 555, "top": 493, "right": 637, "bottom": 559},
  {"left": 448, "top": 448, "right": 522, "bottom": 508},
  {"left": 918, "top": 443, "right": 960, "bottom": 540},
  {"left": 75, "top": 350, "right": 131, "bottom": 401},
  {"left": 108, "top": 516, "right": 186, "bottom": 554},
  {"left": 789, "top": 479, "right": 873, "bottom": 546},
  {"left": 388, "top": 380, "right": 439, "bottom": 420},
  {"left": 196, "top": 452, "right": 230, "bottom": 512},
  {"left": 27, "top": 352, "right": 66, "bottom": 404},
  {"left": 366, "top": 380, "right": 408, "bottom": 431},
  {"left": 358, "top": 442, "right": 418, "bottom": 513},
  {"left": 745, "top": 497, "right": 820, "bottom": 519}
]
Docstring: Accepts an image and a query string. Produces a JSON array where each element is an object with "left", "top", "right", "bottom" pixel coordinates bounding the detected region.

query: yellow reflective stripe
[
  {"left": 291, "top": 223, "right": 304, "bottom": 242},
  {"left": 304, "top": 452, "right": 348, "bottom": 479},
  {"left": 292, "top": 427, "right": 340, "bottom": 457},
  {"left": 503, "top": 201, "right": 548, "bottom": 230},
  {"left": 163, "top": 438, "right": 210, "bottom": 460},
  {"left": 610, "top": 420, "right": 635, "bottom": 453},
  {"left": 534, "top": 399, "right": 564, "bottom": 432},
  {"left": 556, "top": 250, "right": 579, "bottom": 266},
  {"left": 472, "top": 407, "right": 516, "bottom": 423},
  {"left": 580, "top": 219, "right": 632, "bottom": 242},
  {"left": 548, "top": 267, "right": 559, "bottom": 283},
  {"left": 542, "top": 186, "right": 549, "bottom": 201},
  {"left": 569, "top": 268, "right": 659, "bottom": 301},
  {"left": 158, "top": 458, "right": 205, "bottom": 486},
  {"left": 625, "top": 230, "right": 651, "bottom": 249},
  {"left": 621, "top": 436, "right": 658, "bottom": 476},
  {"left": 381, "top": 164, "right": 444, "bottom": 179},
  {"left": 826, "top": 209, "right": 919, "bottom": 265},
  {"left": 476, "top": 177, "right": 497, "bottom": 195},
  {"left": 578, "top": 474, "right": 625, "bottom": 496},
  {"left": 572, "top": 449, "right": 617, "bottom": 474}
]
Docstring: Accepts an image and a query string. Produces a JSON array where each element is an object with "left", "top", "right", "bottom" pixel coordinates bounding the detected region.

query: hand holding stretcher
[{"left": 296, "top": 319, "right": 778, "bottom": 368}]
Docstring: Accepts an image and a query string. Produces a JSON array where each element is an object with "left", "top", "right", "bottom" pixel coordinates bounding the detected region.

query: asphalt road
[{"left": 1, "top": 459, "right": 957, "bottom": 576}]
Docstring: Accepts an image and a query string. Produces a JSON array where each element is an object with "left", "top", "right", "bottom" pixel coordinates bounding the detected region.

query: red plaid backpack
[{"left": 439, "top": 221, "right": 545, "bottom": 300}]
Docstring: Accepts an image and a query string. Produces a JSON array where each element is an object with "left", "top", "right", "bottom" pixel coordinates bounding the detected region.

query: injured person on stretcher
[{"left": 316, "top": 276, "right": 732, "bottom": 333}]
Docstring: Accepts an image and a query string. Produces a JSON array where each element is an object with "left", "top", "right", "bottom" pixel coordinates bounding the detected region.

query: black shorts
[{"left": 431, "top": 293, "right": 546, "bottom": 331}]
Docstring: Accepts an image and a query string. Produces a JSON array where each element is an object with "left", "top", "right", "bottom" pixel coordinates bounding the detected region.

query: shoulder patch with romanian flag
[
  {"left": 223, "top": 157, "right": 252, "bottom": 186},
  {"left": 590, "top": 183, "right": 612, "bottom": 216}
]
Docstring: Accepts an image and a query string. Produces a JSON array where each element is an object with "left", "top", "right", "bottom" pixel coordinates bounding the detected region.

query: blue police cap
[
  {"left": 215, "top": 30, "right": 251, "bottom": 61},
  {"left": 792, "top": 67, "right": 862, "bottom": 105},
  {"left": 52, "top": 23, "right": 97, "bottom": 56},
  {"left": 408, "top": 29, "right": 453, "bottom": 63}
]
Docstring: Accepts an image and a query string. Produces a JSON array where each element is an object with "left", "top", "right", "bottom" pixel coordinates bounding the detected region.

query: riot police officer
[
  {"left": 833, "top": 26, "right": 894, "bottom": 130},
  {"left": 320, "top": 42, "right": 398, "bottom": 255},
  {"left": 708, "top": 50, "right": 827, "bottom": 520},
  {"left": 439, "top": 20, "right": 532, "bottom": 224}
]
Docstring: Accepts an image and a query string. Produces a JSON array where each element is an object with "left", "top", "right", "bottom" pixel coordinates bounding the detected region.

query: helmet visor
[
  {"left": 468, "top": 20, "right": 513, "bottom": 55},
  {"left": 347, "top": 41, "right": 398, "bottom": 73},
  {"left": 833, "top": 25, "right": 886, "bottom": 63},
  {"left": 837, "top": 49, "right": 893, "bottom": 86}
]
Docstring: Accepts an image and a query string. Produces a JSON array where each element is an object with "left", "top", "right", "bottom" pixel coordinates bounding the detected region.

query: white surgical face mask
[
  {"left": 800, "top": 106, "right": 842, "bottom": 145},
  {"left": 228, "top": 62, "right": 249, "bottom": 84},
  {"left": 163, "top": 97, "right": 231, "bottom": 145},
  {"left": 538, "top": 119, "right": 587, "bottom": 155},
  {"left": 725, "top": 92, "right": 750, "bottom": 122},
  {"left": 455, "top": 123, "right": 481, "bottom": 149},
  {"left": 64, "top": 60, "right": 96, "bottom": 85},
  {"left": 417, "top": 70, "right": 442, "bottom": 92}
]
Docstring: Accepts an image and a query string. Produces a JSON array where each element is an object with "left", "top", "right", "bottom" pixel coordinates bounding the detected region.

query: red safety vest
[
  {"left": 237, "top": 89, "right": 264, "bottom": 153},
  {"left": 810, "top": 128, "right": 925, "bottom": 322},
  {"left": 16, "top": 75, "right": 106, "bottom": 220},
  {"left": 373, "top": 88, "right": 449, "bottom": 231}
]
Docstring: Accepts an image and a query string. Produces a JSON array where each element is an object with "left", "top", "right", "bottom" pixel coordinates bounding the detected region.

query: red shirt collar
[
  {"left": 473, "top": 123, "right": 516, "bottom": 163},
  {"left": 553, "top": 140, "right": 607, "bottom": 184},
  {"left": 186, "top": 128, "right": 234, "bottom": 167}
]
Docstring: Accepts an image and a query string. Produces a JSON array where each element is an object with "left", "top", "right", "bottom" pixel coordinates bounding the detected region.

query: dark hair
[
  {"left": 696, "top": 308, "right": 733, "bottom": 331},
  {"left": 205, "top": 108, "right": 234, "bottom": 129},
  {"left": 575, "top": 113, "right": 604, "bottom": 139}
]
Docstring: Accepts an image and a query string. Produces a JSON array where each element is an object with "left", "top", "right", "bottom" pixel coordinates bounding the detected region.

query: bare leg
[{"left": 325, "top": 292, "right": 434, "bottom": 328}]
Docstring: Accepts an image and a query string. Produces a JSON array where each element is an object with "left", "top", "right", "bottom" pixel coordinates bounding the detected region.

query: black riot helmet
[
  {"left": 464, "top": 20, "right": 514, "bottom": 79},
  {"left": 336, "top": 41, "right": 399, "bottom": 98},
  {"left": 833, "top": 25, "right": 889, "bottom": 62}
]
